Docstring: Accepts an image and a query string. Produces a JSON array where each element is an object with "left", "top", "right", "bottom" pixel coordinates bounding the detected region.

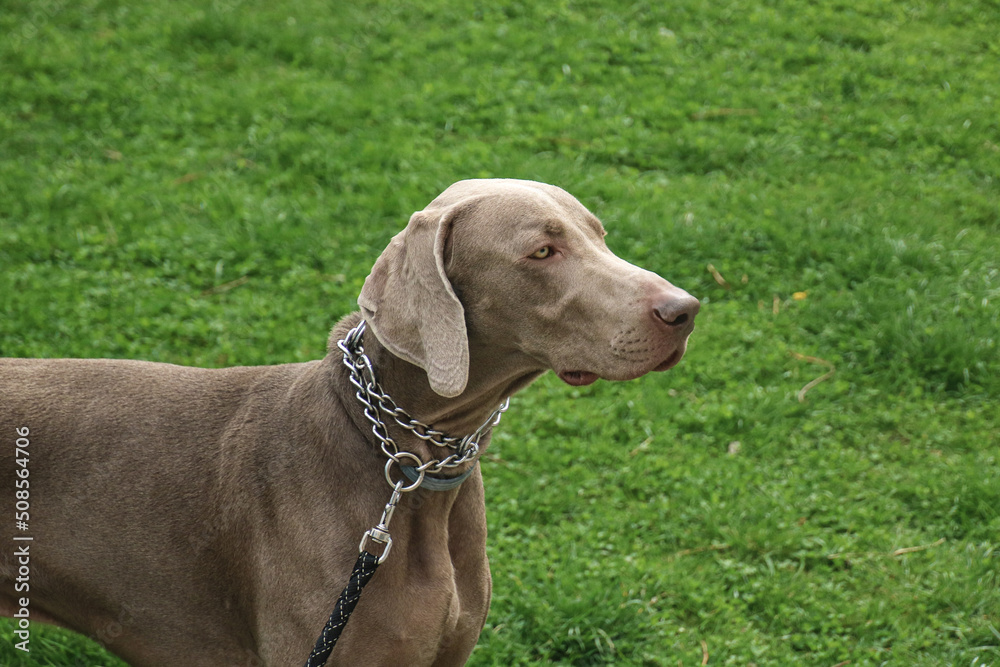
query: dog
[{"left": 1, "top": 179, "right": 698, "bottom": 665}]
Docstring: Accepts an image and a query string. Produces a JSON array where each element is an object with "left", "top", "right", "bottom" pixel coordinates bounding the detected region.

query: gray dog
[{"left": 1, "top": 179, "right": 698, "bottom": 666}]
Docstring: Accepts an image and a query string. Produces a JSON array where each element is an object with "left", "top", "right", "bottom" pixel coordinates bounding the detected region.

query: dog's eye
[{"left": 530, "top": 246, "right": 553, "bottom": 259}]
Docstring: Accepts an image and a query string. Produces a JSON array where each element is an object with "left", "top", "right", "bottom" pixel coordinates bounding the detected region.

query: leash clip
[
  {"left": 357, "top": 480, "right": 404, "bottom": 564},
  {"left": 358, "top": 527, "right": 393, "bottom": 564}
]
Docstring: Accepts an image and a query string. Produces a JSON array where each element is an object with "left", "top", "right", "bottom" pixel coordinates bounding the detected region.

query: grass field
[{"left": 1, "top": 0, "right": 998, "bottom": 664}]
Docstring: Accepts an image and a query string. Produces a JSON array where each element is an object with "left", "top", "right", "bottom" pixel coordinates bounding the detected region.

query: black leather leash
[{"left": 303, "top": 549, "right": 381, "bottom": 667}]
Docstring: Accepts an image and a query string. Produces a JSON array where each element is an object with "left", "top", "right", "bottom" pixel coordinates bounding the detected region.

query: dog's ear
[{"left": 358, "top": 200, "right": 471, "bottom": 398}]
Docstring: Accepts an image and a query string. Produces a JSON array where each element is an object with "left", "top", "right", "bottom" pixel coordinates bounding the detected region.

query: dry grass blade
[
  {"left": 690, "top": 108, "right": 758, "bottom": 120},
  {"left": 201, "top": 275, "right": 250, "bottom": 296},
  {"left": 892, "top": 538, "right": 946, "bottom": 557},
  {"left": 671, "top": 543, "right": 731, "bottom": 561},
  {"left": 707, "top": 263, "right": 731, "bottom": 290},
  {"left": 173, "top": 172, "right": 202, "bottom": 185},
  {"left": 789, "top": 351, "right": 835, "bottom": 402},
  {"left": 827, "top": 538, "right": 945, "bottom": 561}
]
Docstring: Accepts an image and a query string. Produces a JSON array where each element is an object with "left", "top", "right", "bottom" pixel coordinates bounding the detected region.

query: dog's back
[{"left": 0, "top": 357, "right": 315, "bottom": 665}]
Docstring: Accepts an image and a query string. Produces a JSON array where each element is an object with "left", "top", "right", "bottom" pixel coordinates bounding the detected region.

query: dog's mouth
[
  {"left": 557, "top": 348, "right": 685, "bottom": 386},
  {"left": 653, "top": 349, "right": 683, "bottom": 372},
  {"left": 557, "top": 370, "right": 600, "bottom": 386}
]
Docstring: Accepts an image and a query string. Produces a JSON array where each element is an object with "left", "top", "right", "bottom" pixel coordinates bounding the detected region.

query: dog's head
[{"left": 359, "top": 179, "right": 699, "bottom": 398}]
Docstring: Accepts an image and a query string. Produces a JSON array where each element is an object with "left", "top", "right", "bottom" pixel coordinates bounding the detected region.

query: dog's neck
[
  {"left": 360, "top": 326, "right": 542, "bottom": 440},
  {"left": 330, "top": 314, "right": 543, "bottom": 470}
]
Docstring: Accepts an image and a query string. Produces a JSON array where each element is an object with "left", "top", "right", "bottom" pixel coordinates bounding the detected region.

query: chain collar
[{"left": 337, "top": 320, "right": 510, "bottom": 492}]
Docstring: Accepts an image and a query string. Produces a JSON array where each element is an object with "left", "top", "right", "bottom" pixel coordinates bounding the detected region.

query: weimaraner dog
[{"left": 0, "top": 179, "right": 698, "bottom": 666}]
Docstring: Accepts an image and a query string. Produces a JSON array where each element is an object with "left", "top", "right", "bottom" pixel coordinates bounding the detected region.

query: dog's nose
[{"left": 653, "top": 295, "right": 700, "bottom": 328}]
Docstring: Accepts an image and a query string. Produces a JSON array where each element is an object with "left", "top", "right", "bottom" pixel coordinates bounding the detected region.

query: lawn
[{"left": 1, "top": 0, "right": 998, "bottom": 665}]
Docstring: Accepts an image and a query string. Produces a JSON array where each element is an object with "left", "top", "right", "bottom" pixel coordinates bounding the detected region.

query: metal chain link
[{"left": 337, "top": 320, "right": 509, "bottom": 492}]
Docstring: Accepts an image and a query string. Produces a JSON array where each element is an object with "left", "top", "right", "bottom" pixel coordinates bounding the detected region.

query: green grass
[{"left": 2, "top": 0, "right": 998, "bottom": 664}]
